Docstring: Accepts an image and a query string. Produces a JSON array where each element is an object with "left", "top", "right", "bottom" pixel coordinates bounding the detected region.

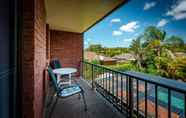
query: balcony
[
  {"left": 2, "top": 0, "right": 186, "bottom": 118},
  {"left": 44, "top": 61, "right": 186, "bottom": 118}
]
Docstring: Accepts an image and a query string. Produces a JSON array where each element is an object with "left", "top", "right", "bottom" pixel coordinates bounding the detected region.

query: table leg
[
  {"left": 69, "top": 73, "right": 71, "bottom": 84},
  {"left": 57, "top": 74, "right": 60, "bottom": 84}
]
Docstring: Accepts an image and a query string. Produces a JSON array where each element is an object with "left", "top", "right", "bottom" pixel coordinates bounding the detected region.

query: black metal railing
[{"left": 81, "top": 61, "right": 186, "bottom": 118}]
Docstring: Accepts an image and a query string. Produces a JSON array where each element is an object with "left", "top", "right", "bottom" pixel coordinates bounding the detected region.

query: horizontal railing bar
[
  {"left": 82, "top": 61, "right": 186, "bottom": 93},
  {"left": 124, "top": 71, "right": 186, "bottom": 93}
]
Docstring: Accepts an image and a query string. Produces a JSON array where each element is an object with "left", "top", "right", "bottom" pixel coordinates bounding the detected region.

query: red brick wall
[
  {"left": 34, "top": 0, "right": 46, "bottom": 117},
  {"left": 50, "top": 30, "right": 83, "bottom": 76},
  {"left": 22, "top": 0, "right": 46, "bottom": 117}
]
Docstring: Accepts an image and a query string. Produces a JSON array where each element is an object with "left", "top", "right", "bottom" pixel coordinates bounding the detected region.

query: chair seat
[
  {"left": 58, "top": 85, "right": 82, "bottom": 97},
  {"left": 47, "top": 66, "right": 87, "bottom": 115}
]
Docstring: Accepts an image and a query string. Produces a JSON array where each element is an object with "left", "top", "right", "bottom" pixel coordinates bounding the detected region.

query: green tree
[
  {"left": 165, "top": 36, "right": 185, "bottom": 52},
  {"left": 166, "top": 36, "right": 184, "bottom": 46},
  {"left": 87, "top": 44, "right": 102, "bottom": 54},
  {"left": 128, "top": 26, "right": 186, "bottom": 80}
]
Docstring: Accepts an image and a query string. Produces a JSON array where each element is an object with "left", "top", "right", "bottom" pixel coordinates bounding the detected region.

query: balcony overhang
[{"left": 45, "top": 0, "right": 127, "bottom": 33}]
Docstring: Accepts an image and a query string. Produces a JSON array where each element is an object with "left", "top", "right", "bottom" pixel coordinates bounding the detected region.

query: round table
[{"left": 53, "top": 68, "right": 77, "bottom": 84}]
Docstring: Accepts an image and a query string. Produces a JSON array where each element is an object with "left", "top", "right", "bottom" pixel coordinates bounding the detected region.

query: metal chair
[
  {"left": 50, "top": 58, "right": 70, "bottom": 83},
  {"left": 47, "top": 66, "right": 87, "bottom": 118},
  {"left": 50, "top": 58, "right": 62, "bottom": 69}
]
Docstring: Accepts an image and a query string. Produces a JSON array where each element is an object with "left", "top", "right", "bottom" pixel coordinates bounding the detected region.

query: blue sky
[{"left": 84, "top": 0, "right": 186, "bottom": 48}]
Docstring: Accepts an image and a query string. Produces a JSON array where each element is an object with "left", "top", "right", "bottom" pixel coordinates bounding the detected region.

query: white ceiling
[{"left": 45, "top": 0, "right": 126, "bottom": 33}]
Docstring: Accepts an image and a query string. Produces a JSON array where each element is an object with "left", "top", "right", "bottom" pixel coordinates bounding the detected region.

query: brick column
[{"left": 22, "top": 0, "right": 46, "bottom": 117}]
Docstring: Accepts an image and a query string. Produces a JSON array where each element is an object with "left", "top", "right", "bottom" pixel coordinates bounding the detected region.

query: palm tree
[
  {"left": 143, "top": 26, "right": 166, "bottom": 56},
  {"left": 130, "top": 36, "right": 144, "bottom": 70}
]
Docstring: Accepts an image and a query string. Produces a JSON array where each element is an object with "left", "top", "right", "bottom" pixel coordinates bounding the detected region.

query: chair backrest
[
  {"left": 47, "top": 66, "right": 59, "bottom": 92},
  {"left": 52, "top": 58, "right": 62, "bottom": 69}
]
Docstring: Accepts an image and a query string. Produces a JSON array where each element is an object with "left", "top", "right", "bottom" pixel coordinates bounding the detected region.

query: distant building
[
  {"left": 113, "top": 53, "right": 135, "bottom": 62},
  {"left": 84, "top": 51, "right": 117, "bottom": 65},
  {"left": 174, "top": 52, "right": 186, "bottom": 57},
  {"left": 84, "top": 51, "right": 99, "bottom": 61},
  {"left": 99, "top": 55, "right": 117, "bottom": 65}
]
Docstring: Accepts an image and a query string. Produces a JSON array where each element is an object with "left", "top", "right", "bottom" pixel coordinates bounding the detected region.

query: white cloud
[
  {"left": 157, "top": 19, "right": 169, "bottom": 27},
  {"left": 144, "top": 2, "right": 157, "bottom": 10},
  {"left": 111, "top": 18, "right": 121, "bottom": 23},
  {"left": 112, "top": 30, "right": 123, "bottom": 36},
  {"left": 166, "top": 0, "right": 186, "bottom": 20},
  {"left": 120, "top": 21, "right": 140, "bottom": 32},
  {"left": 173, "top": 13, "right": 186, "bottom": 20}
]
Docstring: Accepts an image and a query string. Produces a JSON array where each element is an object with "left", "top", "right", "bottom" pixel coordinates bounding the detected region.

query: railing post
[
  {"left": 91, "top": 64, "right": 95, "bottom": 90},
  {"left": 128, "top": 76, "right": 133, "bottom": 118},
  {"left": 81, "top": 61, "right": 84, "bottom": 79}
]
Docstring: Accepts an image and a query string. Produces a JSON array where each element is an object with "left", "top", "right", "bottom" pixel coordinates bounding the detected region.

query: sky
[{"left": 84, "top": 0, "right": 186, "bottom": 48}]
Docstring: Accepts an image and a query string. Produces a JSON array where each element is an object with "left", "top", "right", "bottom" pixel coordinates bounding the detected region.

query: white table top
[{"left": 53, "top": 67, "right": 77, "bottom": 75}]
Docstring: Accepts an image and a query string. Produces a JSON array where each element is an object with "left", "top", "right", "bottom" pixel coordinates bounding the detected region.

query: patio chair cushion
[{"left": 58, "top": 85, "right": 82, "bottom": 97}]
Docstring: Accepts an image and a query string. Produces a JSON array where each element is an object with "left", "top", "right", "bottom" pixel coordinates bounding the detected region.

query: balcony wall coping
[{"left": 124, "top": 71, "right": 186, "bottom": 93}]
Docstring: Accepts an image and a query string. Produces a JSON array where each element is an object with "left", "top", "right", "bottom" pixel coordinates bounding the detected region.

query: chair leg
[
  {"left": 81, "top": 92, "right": 87, "bottom": 111},
  {"left": 46, "top": 83, "right": 55, "bottom": 108},
  {"left": 46, "top": 92, "right": 55, "bottom": 108},
  {"left": 48, "top": 96, "right": 58, "bottom": 118},
  {"left": 78, "top": 93, "right": 81, "bottom": 100}
]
